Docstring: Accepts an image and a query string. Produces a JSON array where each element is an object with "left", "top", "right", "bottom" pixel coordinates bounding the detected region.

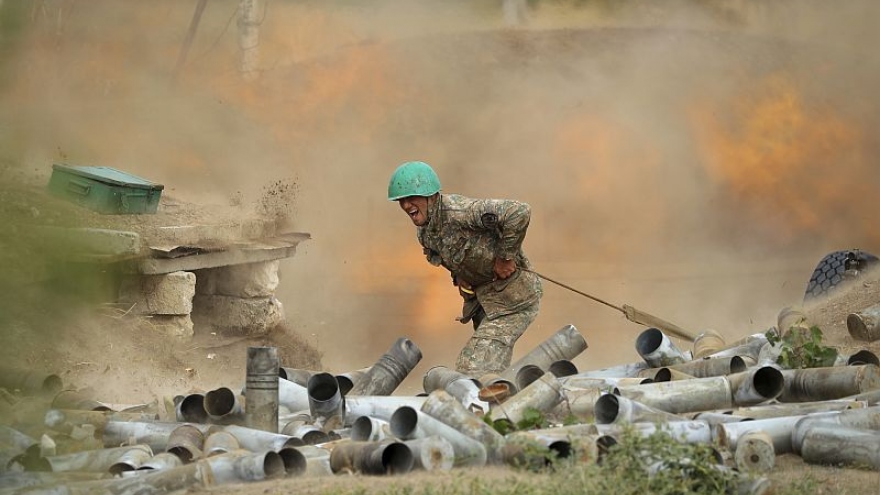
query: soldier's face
[{"left": 398, "top": 195, "right": 430, "bottom": 226}]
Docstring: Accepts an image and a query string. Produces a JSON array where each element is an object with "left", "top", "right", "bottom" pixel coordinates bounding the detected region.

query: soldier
[{"left": 387, "top": 160, "right": 543, "bottom": 378}]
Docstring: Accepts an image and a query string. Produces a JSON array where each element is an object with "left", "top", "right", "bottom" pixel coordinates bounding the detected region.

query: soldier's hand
[
  {"left": 458, "top": 279, "right": 475, "bottom": 297},
  {"left": 494, "top": 258, "right": 516, "bottom": 280}
]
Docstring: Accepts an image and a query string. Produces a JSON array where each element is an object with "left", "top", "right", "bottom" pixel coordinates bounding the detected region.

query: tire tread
[{"left": 804, "top": 250, "right": 879, "bottom": 301}]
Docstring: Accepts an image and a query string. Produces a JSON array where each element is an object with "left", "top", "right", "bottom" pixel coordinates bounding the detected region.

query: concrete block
[
  {"left": 36, "top": 227, "right": 141, "bottom": 257},
  {"left": 191, "top": 294, "right": 284, "bottom": 336},
  {"left": 147, "top": 314, "right": 194, "bottom": 340},
  {"left": 119, "top": 271, "right": 196, "bottom": 315},
  {"left": 145, "top": 219, "right": 278, "bottom": 249},
  {"left": 195, "top": 261, "right": 280, "bottom": 298}
]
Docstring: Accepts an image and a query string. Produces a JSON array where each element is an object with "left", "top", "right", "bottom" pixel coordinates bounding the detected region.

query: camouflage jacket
[{"left": 417, "top": 193, "right": 542, "bottom": 320}]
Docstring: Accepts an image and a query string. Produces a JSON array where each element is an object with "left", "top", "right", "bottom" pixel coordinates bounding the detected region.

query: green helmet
[{"left": 387, "top": 161, "right": 441, "bottom": 201}]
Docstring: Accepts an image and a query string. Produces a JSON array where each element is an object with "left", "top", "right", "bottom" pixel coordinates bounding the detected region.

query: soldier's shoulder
[
  {"left": 443, "top": 193, "right": 482, "bottom": 211},
  {"left": 443, "top": 193, "right": 474, "bottom": 206}
]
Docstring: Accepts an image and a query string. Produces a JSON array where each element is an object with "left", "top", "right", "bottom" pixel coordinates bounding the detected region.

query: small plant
[
  {"left": 766, "top": 324, "right": 838, "bottom": 369},
  {"left": 516, "top": 407, "right": 550, "bottom": 431},
  {"left": 483, "top": 406, "right": 549, "bottom": 435},
  {"left": 594, "top": 425, "right": 751, "bottom": 495},
  {"left": 483, "top": 413, "right": 515, "bottom": 435}
]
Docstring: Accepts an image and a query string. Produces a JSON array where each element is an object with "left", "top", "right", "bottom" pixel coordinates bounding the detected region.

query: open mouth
[{"left": 407, "top": 208, "right": 419, "bottom": 219}]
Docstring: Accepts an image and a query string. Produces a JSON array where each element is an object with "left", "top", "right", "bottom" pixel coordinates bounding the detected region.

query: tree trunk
[
  {"left": 502, "top": 0, "right": 527, "bottom": 27},
  {"left": 173, "top": 0, "right": 208, "bottom": 82},
  {"left": 238, "top": 0, "right": 260, "bottom": 81}
]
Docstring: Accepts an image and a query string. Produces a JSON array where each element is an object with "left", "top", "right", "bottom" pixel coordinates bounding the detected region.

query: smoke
[{"left": 2, "top": 0, "right": 879, "bottom": 392}]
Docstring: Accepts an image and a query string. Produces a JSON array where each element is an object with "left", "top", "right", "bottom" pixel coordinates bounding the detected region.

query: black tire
[{"left": 803, "top": 249, "right": 879, "bottom": 302}]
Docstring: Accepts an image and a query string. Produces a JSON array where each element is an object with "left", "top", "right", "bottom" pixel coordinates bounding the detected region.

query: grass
[{"left": 269, "top": 426, "right": 770, "bottom": 495}]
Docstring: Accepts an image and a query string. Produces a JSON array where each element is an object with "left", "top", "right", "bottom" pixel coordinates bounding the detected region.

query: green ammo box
[{"left": 48, "top": 164, "right": 165, "bottom": 214}]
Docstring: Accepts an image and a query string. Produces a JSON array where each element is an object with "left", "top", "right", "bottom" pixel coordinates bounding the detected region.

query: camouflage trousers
[{"left": 454, "top": 301, "right": 540, "bottom": 378}]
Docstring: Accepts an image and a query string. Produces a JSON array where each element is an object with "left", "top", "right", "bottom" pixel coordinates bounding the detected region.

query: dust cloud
[{"left": 1, "top": 1, "right": 879, "bottom": 393}]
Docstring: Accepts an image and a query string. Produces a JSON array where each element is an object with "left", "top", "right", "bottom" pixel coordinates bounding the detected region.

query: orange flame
[
  {"left": 692, "top": 74, "right": 864, "bottom": 238},
  {"left": 352, "top": 242, "right": 458, "bottom": 332}
]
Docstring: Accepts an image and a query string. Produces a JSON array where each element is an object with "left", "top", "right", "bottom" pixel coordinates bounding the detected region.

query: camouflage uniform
[{"left": 417, "top": 193, "right": 543, "bottom": 377}]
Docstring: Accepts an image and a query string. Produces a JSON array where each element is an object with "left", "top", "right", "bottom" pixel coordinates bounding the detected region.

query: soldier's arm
[
  {"left": 418, "top": 230, "right": 444, "bottom": 267},
  {"left": 467, "top": 198, "right": 532, "bottom": 260}
]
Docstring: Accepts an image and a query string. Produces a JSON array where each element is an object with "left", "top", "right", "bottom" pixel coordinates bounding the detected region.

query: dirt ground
[{"left": 199, "top": 457, "right": 880, "bottom": 495}]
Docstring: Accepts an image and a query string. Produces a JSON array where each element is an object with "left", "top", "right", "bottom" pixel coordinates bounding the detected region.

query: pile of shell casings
[{"left": 2, "top": 308, "right": 879, "bottom": 494}]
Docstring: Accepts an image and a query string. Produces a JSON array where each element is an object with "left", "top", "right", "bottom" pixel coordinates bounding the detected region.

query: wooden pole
[{"left": 172, "top": 0, "right": 208, "bottom": 82}]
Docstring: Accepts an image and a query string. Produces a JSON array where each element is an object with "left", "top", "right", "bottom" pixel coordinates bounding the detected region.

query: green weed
[
  {"left": 302, "top": 424, "right": 771, "bottom": 495},
  {"left": 766, "top": 325, "right": 838, "bottom": 369}
]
